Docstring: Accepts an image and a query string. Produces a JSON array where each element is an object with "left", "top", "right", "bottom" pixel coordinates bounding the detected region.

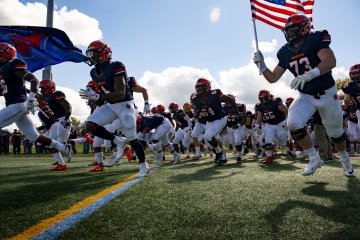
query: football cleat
[
  {"left": 50, "top": 164, "right": 67, "bottom": 171},
  {"left": 302, "top": 157, "right": 323, "bottom": 176},
  {"left": 138, "top": 162, "right": 150, "bottom": 177},
  {"left": 173, "top": 153, "right": 181, "bottom": 165},
  {"left": 340, "top": 157, "right": 354, "bottom": 177},
  {"left": 214, "top": 151, "right": 223, "bottom": 165},
  {"left": 236, "top": 156, "right": 242, "bottom": 164},
  {"left": 89, "top": 164, "right": 105, "bottom": 172},
  {"left": 103, "top": 155, "right": 121, "bottom": 167},
  {"left": 261, "top": 156, "right": 273, "bottom": 164}
]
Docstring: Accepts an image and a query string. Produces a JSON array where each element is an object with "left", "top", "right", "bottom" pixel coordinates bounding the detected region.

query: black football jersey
[
  {"left": 192, "top": 89, "right": 226, "bottom": 122},
  {"left": 257, "top": 98, "right": 285, "bottom": 125},
  {"left": 223, "top": 106, "right": 240, "bottom": 128},
  {"left": 277, "top": 30, "right": 335, "bottom": 95},
  {"left": 138, "top": 115, "right": 164, "bottom": 133},
  {"left": 0, "top": 58, "right": 28, "bottom": 106},
  {"left": 90, "top": 60, "right": 133, "bottom": 103},
  {"left": 342, "top": 82, "right": 360, "bottom": 110},
  {"left": 44, "top": 91, "right": 69, "bottom": 119}
]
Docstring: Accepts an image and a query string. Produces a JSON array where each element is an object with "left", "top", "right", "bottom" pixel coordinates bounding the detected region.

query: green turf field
[{"left": 0, "top": 152, "right": 359, "bottom": 240}]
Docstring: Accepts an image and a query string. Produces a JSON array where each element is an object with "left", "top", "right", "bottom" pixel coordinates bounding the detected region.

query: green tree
[
  {"left": 70, "top": 116, "right": 81, "bottom": 129},
  {"left": 335, "top": 77, "right": 350, "bottom": 91}
]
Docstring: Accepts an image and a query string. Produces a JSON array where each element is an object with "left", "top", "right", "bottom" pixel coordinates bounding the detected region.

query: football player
[
  {"left": 0, "top": 42, "right": 70, "bottom": 161},
  {"left": 255, "top": 90, "right": 288, "bottom": 164},
  {"left": 191, "top": 78, "right": 238, "bottom": 166},
  {"left": 80, "top": 40, "right": 149, "bottom": 177},
  {"left": 253, "top": 14, "right": 353, "bottom": 176},
  {"left": 38, "top": 80, "right": 72, "bottom": 170}
]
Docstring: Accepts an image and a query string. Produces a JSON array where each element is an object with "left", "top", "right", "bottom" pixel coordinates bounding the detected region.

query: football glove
[
  {"left": 144, "top": 103, "right": 151, "bottom": 113},
  {"left": 79, "top": 88, "right": 100, "bottom": 101},
  {"left": 290, "top": 67, "right": 320, "bottom": 90},
  {"left": 26, "top": 99, "right": 36, "bottom": 114},
  {"left": 253, "top": 51, "right": 268, "bottom": 73}
]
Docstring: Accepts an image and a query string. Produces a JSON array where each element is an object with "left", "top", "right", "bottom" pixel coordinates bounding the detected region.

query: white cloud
[
  {"left": 252, "top": 39, "right": 278, "bottom": 53},
  {"left": 0, "top": 0, "right": 102, "bottom": 47},
  {"left": 209, "top": 7, "right": 221, "bottom": 24}
]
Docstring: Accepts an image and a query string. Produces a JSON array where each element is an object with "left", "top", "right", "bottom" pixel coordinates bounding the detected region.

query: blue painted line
[{"left": 31, "top": 167, "right": 158, "bottom": 240}]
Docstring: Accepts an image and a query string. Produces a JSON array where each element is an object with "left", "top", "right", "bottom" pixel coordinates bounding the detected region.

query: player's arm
[
  {"left": 99, "top": 75, "right": 125, "bottom": 103},
  {"left": 256, "top": 111, "right": 263, "bottom": 125},
  {"left": 57, "top": 98, "right": 72, "bottom": 120},
  {"left": 343, "top": 93, "right": 352, "bottom": 109},
  {"left": 219, "top": 94, "right": 238, "bottom": 112},
  {"left": 278, "top": 103, "right": 288, "bottom": 118},
  {"left": 133, "top": 85, "right": 149, "bottom": 102},
  {"left": 316, "top": 48, "right": 336, "bottom": 75},
  {"left": 16, "top": 70, "right": 39, "bottom": 97},
  {"left": 262, "top": 65, "right": 286, "bottom": 83}
]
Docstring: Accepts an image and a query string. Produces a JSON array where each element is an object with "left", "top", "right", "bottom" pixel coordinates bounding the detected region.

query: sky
[{"left": 1, "top": 0, "right": 359, "bottom": 131}]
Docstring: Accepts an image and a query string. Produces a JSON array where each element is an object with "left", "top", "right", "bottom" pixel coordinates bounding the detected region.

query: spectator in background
[
  {"left": 24, "top": 138, "right": 33, "bottom": 154},
  {"left": 69, "top": 126, "right": 78, "bottom": 154},
  {"left": 0, "top": 129, "right": 11, "bottom": 154},
  {"left": 11, "top": 129, "right": 22, "bottom": 155}
]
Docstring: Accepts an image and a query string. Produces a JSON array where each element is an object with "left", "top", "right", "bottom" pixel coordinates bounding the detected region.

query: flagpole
[
  {"left": 42, "top": 0, "right": 54, "bottom": 80},
  {"left": 252, "top": 18, "right": 262, "bottom": 75}
]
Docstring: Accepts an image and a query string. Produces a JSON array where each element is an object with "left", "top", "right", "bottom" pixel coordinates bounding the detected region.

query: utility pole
[{"left": 41, "top": 0, "right": 54, "bottom": 80}]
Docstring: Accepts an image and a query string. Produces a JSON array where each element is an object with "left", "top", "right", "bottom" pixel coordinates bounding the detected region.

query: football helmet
[
  {"left": 0, "top": 42, "right": 16, "bottom": 63},
  {"left": 195, "top": 78, "right": 211, "bottom": 93},
  {"left": 40, "top": 80, "right": 56, "bottom": 95},
  {"left": 349, "top": 64, "right": 360, "bottom": 82},
  {"left": 258, "top": 90, "right": 271, "bottom": 103},
  {"left": 183, "top": 102, "right": 192, "bottom": 112},
  {"left": 285, "top": 97, "right": 294, "bottom": 108},
  {"left": 169, "top": 102, "right": 179, "bottom": 113},
  {"left": 156, "top": 104, "right": 165, "bottom": 113},
  {"left": 282, "top": 14, "right": 311, "bottom": 44},
  {"left": 237, "top": 103, "right": 246, "bottom": 112},
  {"left": 85, "top": 40, "right": 112, "bottom": 66},
  {"left": 151, "top": 106, "right": 157, "bottom": 114}
]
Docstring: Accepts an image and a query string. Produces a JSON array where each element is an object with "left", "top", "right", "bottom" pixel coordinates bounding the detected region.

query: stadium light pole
[{"left": 42, "top": 0, "right": 54, "bottom": 80}]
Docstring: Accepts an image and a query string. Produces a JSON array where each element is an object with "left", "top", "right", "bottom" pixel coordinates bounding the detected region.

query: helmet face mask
[
  {"left": 195, "top": 78, "right": 211, "bottom": 94},
  {"left": 40, "top": 80, "right": 56, "bottom": 95},
  {"left": 169, "top": 103, "right": 179, "bottom": 113},
  {"left": 350, "top": 64, "right": 360, "bottom": 82},
  {"left": 85, "top": 40, "right": 112, "bottom": 66},
  {"left": 283, "top": 14, "right": 311, "bottom": 44},
  {"left": 258, "top": 90, "right": 270, "bottom": 103}
]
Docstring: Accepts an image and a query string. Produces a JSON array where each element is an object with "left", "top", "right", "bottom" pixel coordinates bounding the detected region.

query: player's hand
[
  {"left": 290, "top": 68, "right": 320, "bottom": 90},
  {"left": 253, "top": 51, "right": 267, "bottom": 73},
  {"left": 79, "top": 88, "right": 99, "bottom": 101},
  {"left": 144, "top": 103, "right": 151, "bottom": 113},
  {"left": 26, "top": 99, "right": 36, "bottom": 114}
]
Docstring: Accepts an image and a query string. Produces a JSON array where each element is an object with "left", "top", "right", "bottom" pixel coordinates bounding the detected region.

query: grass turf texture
[{"left": 1, "top": 153, "right": 359, "bottom": 240}]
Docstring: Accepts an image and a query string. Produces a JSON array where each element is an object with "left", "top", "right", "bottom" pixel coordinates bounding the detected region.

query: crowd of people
[{"left": 0, "top": 14, "right": 356, "bottom": 177}]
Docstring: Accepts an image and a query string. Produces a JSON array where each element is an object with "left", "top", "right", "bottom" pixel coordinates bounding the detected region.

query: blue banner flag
[{"left": 0, "top": 26, "right": 86, "bottom": 72}]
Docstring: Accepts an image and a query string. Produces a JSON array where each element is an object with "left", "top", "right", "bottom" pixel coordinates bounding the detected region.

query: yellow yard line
[{"left": 8, "top": 174, "right": 138, "bottom": 240}]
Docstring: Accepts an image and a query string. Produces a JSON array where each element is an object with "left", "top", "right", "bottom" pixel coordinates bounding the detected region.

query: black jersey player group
[{"left": 0, "top": 14, "right": 356, "bottom": 177}]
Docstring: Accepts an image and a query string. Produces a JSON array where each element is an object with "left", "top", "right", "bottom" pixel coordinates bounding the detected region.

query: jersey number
[
  {"left": 263, "top": 111, "right": 275, "bottom": 121},
  {"left": 289, "top": 57, "right": 312, "bottom": 76}
]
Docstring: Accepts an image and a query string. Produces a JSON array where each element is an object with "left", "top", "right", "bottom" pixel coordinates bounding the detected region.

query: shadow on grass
[{"left": 265, "top": 177, "right": 360, "bottom": 239}]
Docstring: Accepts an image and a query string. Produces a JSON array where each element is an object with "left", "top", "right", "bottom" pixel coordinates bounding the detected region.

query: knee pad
[
  {"left": 290, "top": 128, "right": 307, "bottom": 141},
  {"left": 331, "top": 132, "right": 346, "bottom": 144}
]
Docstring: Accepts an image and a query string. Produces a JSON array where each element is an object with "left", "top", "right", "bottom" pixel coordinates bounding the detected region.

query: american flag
[{"left": 250, "top": 0, "right": 315, "bottom": 29}]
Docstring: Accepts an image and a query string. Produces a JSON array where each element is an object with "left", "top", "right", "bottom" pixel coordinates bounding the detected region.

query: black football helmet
[
  {"left": 258, "top": 90, "right": 271, "bottom": 103},
  {"left": 195, "top": 78, "right": 211, "bottom": 93},
  {"left": 350, "top": 64, "right": 360, "bottom": 82},
  {"left": 282, "top": 14, "right": 311, "bottom": 44}
]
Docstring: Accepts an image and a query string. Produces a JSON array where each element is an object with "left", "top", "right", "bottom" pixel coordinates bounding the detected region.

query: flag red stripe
[
  {"left": 251, "top": 6, "right": 288, "bottom": 23},
  {"left": 251, "top": 0, "right": 297, "bottom": 16},
  {"left": 252, "top": 14, "right": 283, "bottom": 29},
  {"left": 285, "top": 2, "right": 305, "bottom": 11}
]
